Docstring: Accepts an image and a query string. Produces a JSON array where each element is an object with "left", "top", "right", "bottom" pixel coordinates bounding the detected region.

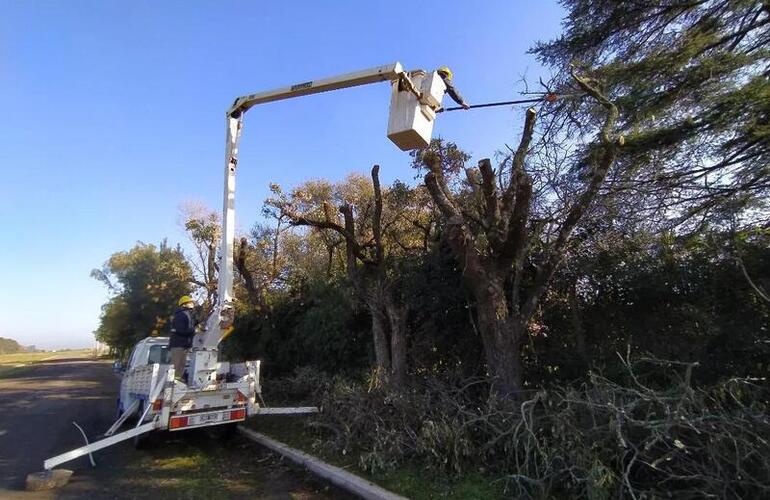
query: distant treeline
[{"left": 0, "top": 337, "right": 24, "bottom": 354}]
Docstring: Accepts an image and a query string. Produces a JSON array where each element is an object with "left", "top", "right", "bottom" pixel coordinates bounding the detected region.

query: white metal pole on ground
[
  {"left": 43, "top": 421, "right": 157, "bottom": 470},
  {"left": 238, "top": 427, "right": 407, "bottom": 500}
]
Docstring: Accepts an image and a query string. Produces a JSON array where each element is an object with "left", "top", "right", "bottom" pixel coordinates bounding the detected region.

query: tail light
[
  {"left": 152, "top": 399, "right": 163, "bottom": 411},
  {"left": 234, "top": 391, "right": 247, "bottom": 404},
  {"left": 230, "top": 409, "right": 246, "bottom": 420},
  {"left": 169, "top": 416, "right": 188, "bottom": 429}
]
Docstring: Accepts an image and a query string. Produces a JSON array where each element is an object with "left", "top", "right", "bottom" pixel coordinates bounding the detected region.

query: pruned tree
[
  {"left": 268, "top": 167, "right": 428, "bottom": 388},
  {"left": 419, "top": 70, "right": 621, "bottom": 397}
]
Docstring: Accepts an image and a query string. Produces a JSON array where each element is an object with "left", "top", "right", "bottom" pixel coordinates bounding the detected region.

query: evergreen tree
[{"left": 533, "top": 0, "right": 770, "bottom": 230}]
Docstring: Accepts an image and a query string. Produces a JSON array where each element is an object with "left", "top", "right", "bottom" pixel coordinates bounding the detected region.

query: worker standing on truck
[
  {"left": 437, "top": 66, "right": 470, "bottom": 110},
  {"left": 170, "top": 295, "right": 196, "bottom": 381}
]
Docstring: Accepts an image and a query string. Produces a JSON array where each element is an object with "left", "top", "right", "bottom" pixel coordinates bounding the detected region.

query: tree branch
[
  {"left": 501, "top": 108, "right": 538, "bottom": 220},
  {"left": 424, "top": 156, "right": 462, "bottom": 219},
  {"left": 521, "top": 71, "right": 621, "bottom": 321},
  {"left": 371, "top": 164, "right": 384, "bottom": 265},
  {"left": 478, "top": 159, "right": 501, "bottom": 232}
]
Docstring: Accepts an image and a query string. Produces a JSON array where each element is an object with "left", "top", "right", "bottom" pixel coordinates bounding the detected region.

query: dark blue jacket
[
  {"left": 169, "top": 307, "right": 196, "bottom": 348},
  {"left": 439, "top": 74, "right": 468, "bottom": 107}
]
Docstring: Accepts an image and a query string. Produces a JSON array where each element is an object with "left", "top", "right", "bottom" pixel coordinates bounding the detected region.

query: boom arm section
[
  {"left": 193, "top": 114, "right": 242, "bottom": 350},
  {"left": 228, "top": 62, "right": 405, "bottom": 117}
]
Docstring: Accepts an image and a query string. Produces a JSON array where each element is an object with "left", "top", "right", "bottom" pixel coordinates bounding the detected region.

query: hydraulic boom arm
[
  {"left": 188, "top": 62, "right": 416, "bottom": 387},
  {"left": 228, "top": 62, "right": 405, "bottom": 117}
]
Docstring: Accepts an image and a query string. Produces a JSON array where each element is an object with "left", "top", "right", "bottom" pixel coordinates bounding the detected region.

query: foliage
[
  {"left": 399, "top": 243, "right": 486, "bottom": 378},
  {"left": 532, "top": 0, "right": 770, "bottom": 230},
  {"left": 221, "top": 277, "right": 372, "bottom": 376},
  {"left": 92, "top": 241, "right": 192, "bottom": 357},
  {"left": 534, "top": 229, "right": 770, "bottom": 386},
  {"left": 224, "top": 222, "right": 770, "bottom": 389}
]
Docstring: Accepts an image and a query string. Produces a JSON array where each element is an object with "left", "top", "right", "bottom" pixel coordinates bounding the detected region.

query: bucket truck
[{"left": 40, "top": 61, "right": 447, "bottom": 472}]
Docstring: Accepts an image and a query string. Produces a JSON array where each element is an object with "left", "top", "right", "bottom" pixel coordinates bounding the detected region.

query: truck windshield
[{"left": 147, "top": 345, "right": 171, "bottom": 365}]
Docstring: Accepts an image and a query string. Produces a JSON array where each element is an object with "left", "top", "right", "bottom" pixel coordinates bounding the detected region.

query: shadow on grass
[{"left": 55, "top": 430, "right": 353, "bottom": 500}]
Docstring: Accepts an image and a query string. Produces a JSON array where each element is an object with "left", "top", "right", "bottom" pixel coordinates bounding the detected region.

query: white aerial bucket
[{"left": 387, "top": 70, "right": 446, "bottom": 151}]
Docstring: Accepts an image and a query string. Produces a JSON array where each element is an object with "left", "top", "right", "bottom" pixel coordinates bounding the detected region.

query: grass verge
[
  {"left": 247, "top": 415, "right": 505, "bottom": 500},
  {"left": 80, "top": 430, "right": 347, "bottom": 500}
]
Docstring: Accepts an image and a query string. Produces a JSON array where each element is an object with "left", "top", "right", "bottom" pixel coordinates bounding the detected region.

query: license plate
[{"left": 188, "top": 411, "right": 224, "bottom": 426}]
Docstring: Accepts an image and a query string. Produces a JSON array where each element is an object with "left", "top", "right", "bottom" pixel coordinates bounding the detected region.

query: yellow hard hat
[
  {"left": 437, "top": 66, "right": 453, "bottom": 80},
  {"left": 178, "top": 295, "right": 194, "bottom": 306}
]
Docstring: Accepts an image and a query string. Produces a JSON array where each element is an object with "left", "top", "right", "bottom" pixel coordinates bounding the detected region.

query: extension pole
[
  {"left": 438, "top": 97, "right": 545, "bottom": 113},
  {"left": 438, "top": 92, "right": 577, "bottom": 113}
]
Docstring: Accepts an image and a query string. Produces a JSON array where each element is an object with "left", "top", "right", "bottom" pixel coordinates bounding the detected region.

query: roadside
[
  {"left": 55, "top": 428, "right": 353, "bottom": 500},
  {"left": 0, "top": 349, "right": 94, "bottom": 378},
  {"left": 249, "top": 415, "right": 504, "bottom": 500},
  {"left": 0, "top": 356, "right": 354, "bottom": 500}
]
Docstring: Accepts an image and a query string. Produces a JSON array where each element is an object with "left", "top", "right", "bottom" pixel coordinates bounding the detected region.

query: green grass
[
  {"left": 115, "top": 441, "right": 247, "bottom": 500},
  {"left": 374, "top": 466, "right": 503, "bottom": 500},
  {"left": 249, "top": 415, "right": 507, "bottom": 500},
  {"left": 0, "top": 349, "right": 96, "bottom": 378},
  {"left": 96, "top": 431, "right": 340, "bottom": 500}
]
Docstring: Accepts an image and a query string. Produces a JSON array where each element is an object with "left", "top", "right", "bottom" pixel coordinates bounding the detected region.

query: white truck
[
  {"left": 114, "top": 337, "right": 261, "bottom": 438},
  {"left": 42, "top": 61, "right": 445, "bottom": 472}
]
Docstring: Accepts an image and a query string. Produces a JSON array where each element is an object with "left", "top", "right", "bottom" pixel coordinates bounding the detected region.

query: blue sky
[{"left": 0, "top": 1, "right": 564, "bottom": 349}]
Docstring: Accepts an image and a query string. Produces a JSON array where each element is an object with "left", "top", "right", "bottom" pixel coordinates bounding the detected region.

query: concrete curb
[{"left": 237, "top": 426, "right": 408, "bottom": 500}]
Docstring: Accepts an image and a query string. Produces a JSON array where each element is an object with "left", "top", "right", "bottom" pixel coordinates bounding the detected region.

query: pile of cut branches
[{"left": 306, "top": 355, "right": 769, "bottom": 498}]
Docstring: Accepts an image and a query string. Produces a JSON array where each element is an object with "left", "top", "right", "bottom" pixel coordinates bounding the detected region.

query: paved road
[{"left": 0, "top": 358, "right": 350, "bottom": 500}]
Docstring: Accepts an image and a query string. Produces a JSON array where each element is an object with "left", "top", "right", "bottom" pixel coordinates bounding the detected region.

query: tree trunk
[
  {"left": 368, "top": 300, "right": 391, "bottom": 380},
  {"left": 234, "top": 238, "right": 261, "bottom": 306},
  {"left": 470, "top": 278, "right": 524, "bottom": 397},
  {"left": 326, "top": 246, "right": 334, "bottom": 278},
  {"left": 384, "top": 296, "right": 408, "bottom": 388},
  {"left": 569, "top": 282, "right": 588, "bottom": 367}
]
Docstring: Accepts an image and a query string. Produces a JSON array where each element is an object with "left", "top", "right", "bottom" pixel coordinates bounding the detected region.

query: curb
[{"left": 237, "top": 426, "right": 408, "bottom": 500}]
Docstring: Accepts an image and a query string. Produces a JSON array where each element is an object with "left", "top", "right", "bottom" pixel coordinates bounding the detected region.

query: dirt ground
[{"left": 0, "top": 357, "right": 353, "bottom": 500}]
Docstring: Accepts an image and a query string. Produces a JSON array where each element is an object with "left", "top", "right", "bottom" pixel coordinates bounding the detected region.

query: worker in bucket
[
  {"left": 437, "top": 66, "right": 470, "bottom": 110},
  {"left": 170, "top": 295, "right": 197, "bottom": 381}
]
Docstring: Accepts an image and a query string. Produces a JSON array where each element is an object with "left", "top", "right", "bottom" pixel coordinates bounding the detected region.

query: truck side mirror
[{"left": 112, "top": 360, "right": 124, "bottom": 373}]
